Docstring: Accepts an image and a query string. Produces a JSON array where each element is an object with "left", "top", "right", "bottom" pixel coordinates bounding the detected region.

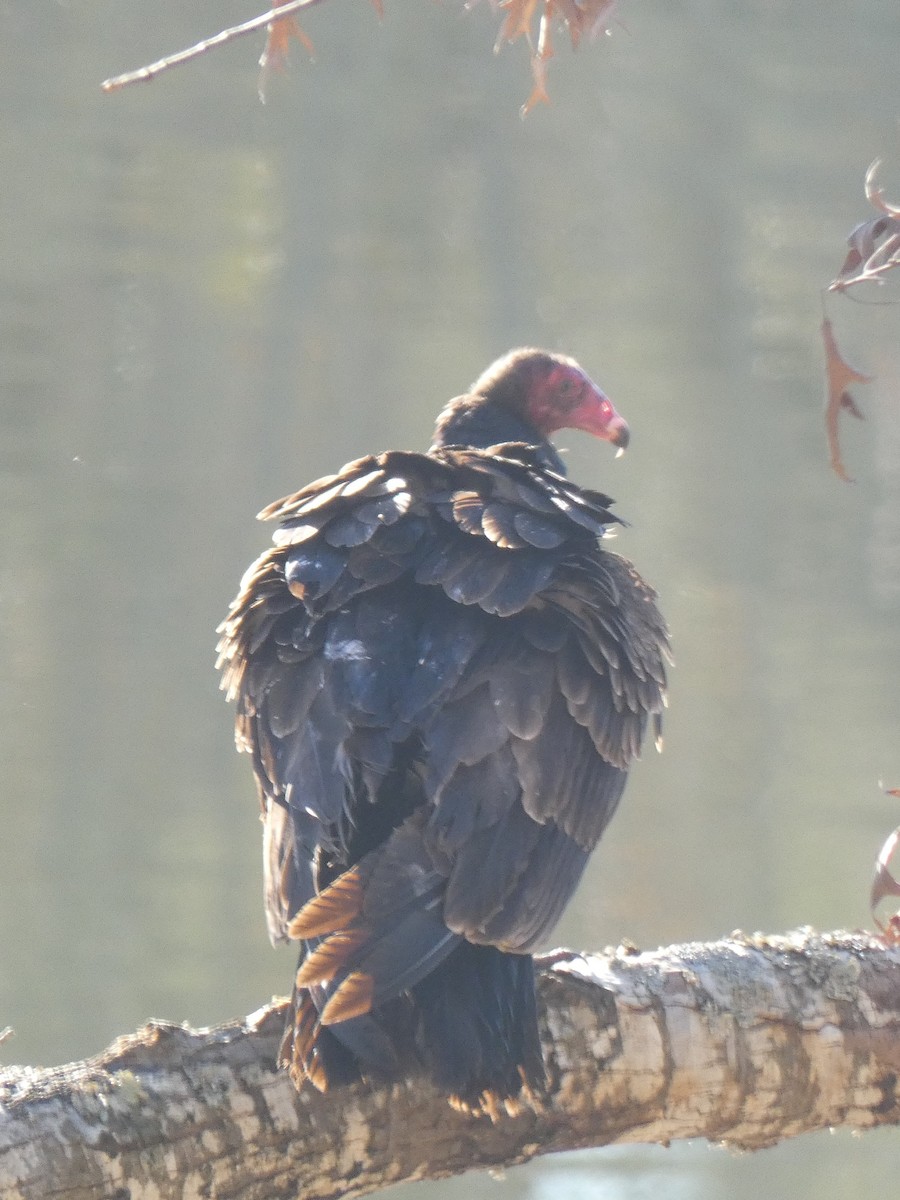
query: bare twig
[
  {"left": 100, "top": 0, "right": 328, "bottom": 91},
  {"left": 829, "top": 159, "right": 900, "bottom": 293},
  {"left": 829, "top": 233, "right": 900, "bottom": 292},
  {"left": 103, "top": 0, "right": 617, "bottom": 105}
]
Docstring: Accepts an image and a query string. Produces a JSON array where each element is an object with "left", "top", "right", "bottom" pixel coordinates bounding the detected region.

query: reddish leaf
[
  {"left": 830, "top": 161, "right": 900, "bottom": 292},
  {"left": 496, "top": 0, "right": 616, "bottom": 48},
  {"left": 258, "top": 1, "right": 316, "bottom": 101},
  {"left": 821, "top": 317, "right": 873, "bottom": 483},
  {"left": 493, "top": 0, "right": 618, "bottom": 109},
  {"left": 496, "top": 0, "right": 540, "bottom": 46},
  {"left": 871, "top": 789, "right": 900, "bottom": 946},
  {"left": 520, "top": 9, "right": 554, "bottom": 116},
  {"left": 103, "top": 0, "right": 614, "bottom": 107},
  {"left": 552, "top": 0, "right": 587, "bottom": 48}
]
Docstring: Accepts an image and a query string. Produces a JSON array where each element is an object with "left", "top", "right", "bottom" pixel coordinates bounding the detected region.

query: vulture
[{"left": 217, "top": 348, "right": 668, "bottom": 1117}]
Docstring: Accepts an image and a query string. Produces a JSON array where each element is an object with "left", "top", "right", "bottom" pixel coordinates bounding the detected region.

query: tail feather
[
  {"left": 282, "top": 819, "right": 543, "bottom": 1114},
  {"left": 279, "top": 988, "right": 357, "bottom": 1091},
  {"left": 289, "top": 813, "right": 462, "bottom": 1024},
  {"left": 298, "top": 905, "right": 461, "bottom": 1023},
  {"left": 288, "top": 866, "right": 367, "bottom": 939},
  {"left": 295, "top": 928, "right": 370, "bottom": 987},
  {"left": 319, "top": 971, "right": 375, "bottom": 1024},
  {"left": 413, "top": 943, "right": 544, "bottom": 1115},
  {"left": 280, "top": 985, "right": 404, "bottom": 1090}
]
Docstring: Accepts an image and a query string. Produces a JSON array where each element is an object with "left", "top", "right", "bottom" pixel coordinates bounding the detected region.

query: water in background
[{"left": 1, "top": 0, "right": 898, "bottom": 1194}]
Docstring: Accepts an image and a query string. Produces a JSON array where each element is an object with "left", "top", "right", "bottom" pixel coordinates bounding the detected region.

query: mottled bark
[{"left": 2, "top": 930, "right": 899, "bottom": 1200}]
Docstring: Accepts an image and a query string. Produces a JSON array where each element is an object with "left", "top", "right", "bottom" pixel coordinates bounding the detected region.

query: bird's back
[{"left": 218, "top": 441, "right": 668, "bottom": 1113}]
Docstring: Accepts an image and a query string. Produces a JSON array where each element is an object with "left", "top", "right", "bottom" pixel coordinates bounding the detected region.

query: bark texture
[{"left": 2, "top": 929, "right": 899, "bottom": 1200}]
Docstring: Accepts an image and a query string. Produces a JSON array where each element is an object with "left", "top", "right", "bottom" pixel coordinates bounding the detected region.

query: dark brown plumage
[{"left": 217, "top": 348, "right": 668, "bottom": 1116}]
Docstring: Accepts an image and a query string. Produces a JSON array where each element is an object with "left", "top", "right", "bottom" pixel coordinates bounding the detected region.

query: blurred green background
[{"left": 1, "top": 0, "right": 899, "bottom": 1194}]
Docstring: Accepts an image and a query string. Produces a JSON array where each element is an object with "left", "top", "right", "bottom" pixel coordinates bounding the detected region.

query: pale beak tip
[{"left": 609, "top": 418, "right": 630, "bottom": 454}]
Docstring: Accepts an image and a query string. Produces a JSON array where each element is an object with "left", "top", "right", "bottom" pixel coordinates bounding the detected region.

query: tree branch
[
  {"left": 100, "top": 0, "right": 329, "bottom": 92},
  {"left": 99, "top": 1, "right": 618, "bottom": 103},
  {"left": 2, "top": 930, "right": 900, "bottom": 1198}
]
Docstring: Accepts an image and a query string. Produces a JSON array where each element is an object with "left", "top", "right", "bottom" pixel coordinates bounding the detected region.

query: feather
[
  {"left": 289, "top": 866, "right": 367, "bottom": 939},
  {"left": 427, "top": 746, "right": 520, "bottom": 852},
  {"left": 284, "top": 544, "right": 347, "bottom": 605},
  {"left": 296, "top": 929, "right": 371, "bottom": 986},
  {"left": 424, "top": 686, "right": 510, "bottom": 795},
  {"left": 478, "top": 551, "right": 557, "bottom": 616},
  {"left": 488, "top": 656, "right": 554, "bottom": 739},
  {"left": 512, "top": 510, "right": 565, "bottom": 549}
]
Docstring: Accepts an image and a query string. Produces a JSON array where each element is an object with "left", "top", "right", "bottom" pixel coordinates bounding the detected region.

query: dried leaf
[
  {"left": 258, "top": 1, "right": 316, "bottom": 102},
  {"left": 493, "top": 0, "right": 618, "bottom": 110},
  {"left": 835, "top": 217, "right": 890, "bottom": 282},
  {"left": 865, "top": 157, "right": 900, "bottom": 219},
  {"left": 872, "top": 828, "right": 900, "bottom": 905},
  {"left": 830, "top": 160, "right": 900, "bottom": 292},
  {"left": 872, "top": 790, "right": 900, "bottom": 945},
  {"left": 873, "top": 787, "right": 900, "bottom": 945},
  {"left": 552, "top": 0, "right": 587, "bottom": 48},
  {"left": 103, "top": 0, "right": 613, "bottom": 109},
  {"left": 821, "top": 317, "right": 873, "bottom": 483},
  {"left": 496, "top": 0, "right": 541, "bottom": 48},
  {"left": 830, "top": 219, "right": 900, "bottom": 291},
  {"left": 496, "top": 0, "right": 616, "bottom": 48},
  {"left": 520, "top": 10, "right": 554, "bottom": 117}
]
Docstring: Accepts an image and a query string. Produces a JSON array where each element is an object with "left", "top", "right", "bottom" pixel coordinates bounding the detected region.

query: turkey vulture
[{"left": 217, "top": 348, "right": 668, "bottom": 1117}]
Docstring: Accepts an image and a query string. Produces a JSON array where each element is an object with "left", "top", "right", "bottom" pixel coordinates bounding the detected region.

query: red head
[{"left": 467, "top": 348, "right": 629, "bottom": 451}]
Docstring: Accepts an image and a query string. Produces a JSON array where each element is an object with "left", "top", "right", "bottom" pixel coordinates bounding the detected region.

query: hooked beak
[
  {"left": 607, "top": 417, "right": 630, "bottom": 455},
  {"left": 569, "top": 384, "right": 631, "bottom": 455}
]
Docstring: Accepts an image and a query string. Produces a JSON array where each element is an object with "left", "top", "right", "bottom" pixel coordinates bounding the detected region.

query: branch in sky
[{"left": 101, "top": 0, "right": 619, "bottom": 112}]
